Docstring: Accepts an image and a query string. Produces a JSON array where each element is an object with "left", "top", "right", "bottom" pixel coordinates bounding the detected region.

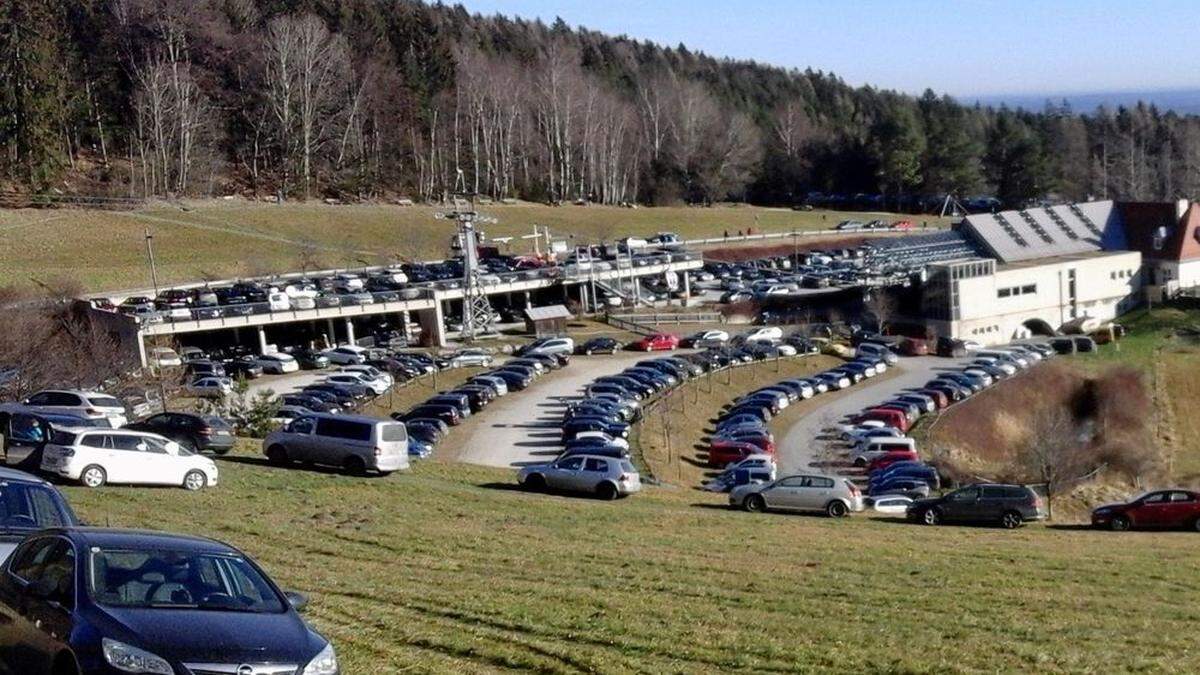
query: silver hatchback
[
  {"left": 518, "top": 454, "right": 641, "bottom": 500},
  {"left": 730, "top": 474, "right": 864, "bottom": 517}
]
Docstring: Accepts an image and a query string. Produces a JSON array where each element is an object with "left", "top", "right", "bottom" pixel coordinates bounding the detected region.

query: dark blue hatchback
[{"left": 0, "top": 528, "right": 337, "bottom": 675}]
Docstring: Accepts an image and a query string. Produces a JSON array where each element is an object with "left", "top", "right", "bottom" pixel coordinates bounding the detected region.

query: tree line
[{"left": 3, "top": 0, "right": 1200, "bottom": 209}]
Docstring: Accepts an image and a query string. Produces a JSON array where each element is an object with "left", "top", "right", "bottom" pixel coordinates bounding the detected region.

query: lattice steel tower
[{"left": 437, "top": 196, "right": 497, "bottom": 341}]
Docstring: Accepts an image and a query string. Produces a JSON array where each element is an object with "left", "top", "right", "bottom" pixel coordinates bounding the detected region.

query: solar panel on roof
[
  {"left": 992, "top": 212, "right": 1029, "bottom": 247},
  {"left": 1068, "top": 203, "right": 1105, "bottom": 238},
  {"left": 1017, "top": 210, "right": 1055, "bottom": 244},
  {"left": 1044, "top": 208, "right": 1080, "bottom": 240}
]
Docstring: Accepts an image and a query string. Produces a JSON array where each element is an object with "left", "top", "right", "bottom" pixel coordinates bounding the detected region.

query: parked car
[
  {"left": 518, "top": 336, "right": 575, "bottom": 357},
  {"left": 263, "top": 413, "right": 409, "bottom": 475},
  {"left": 1091, "top": 489, "right": 1200, "bottom": 531},
  {"left": 578, "top": 337, "right": 622, "bottom": 355},
  {"left": 289, "top": 348, "right": 331, "bottom": 369},
  {"left": 631, "top": 333, "right": 679, "bottom": 352},
  {"left": 41, "top": 428, "right": 218, "bottom": 490},
  {"left": 186, "top": 376, "right": 234, "bottom": 398},
  {"left": 517, "top": 454, "right": 641, "bottom": 499},
  {"left": 255, "top": 352, "right": 301, "bottom": 374},
  {"left": 438, "top": 348, "right": 495, "bottom": 368},
  {"left": 0, "top": 467, "right": 80, "bottom": 562},
  {"left": 682, "top": 330, "right": 730, "bottom": 348},
  {"left": 703, "top": 465, "right": 776, "bottom": 492},
  {"left": 323, "top": 344, "right": 369, "bottom": 365},
  {"left": 730, "top": 474, "right": 864, "bottom": 517},
  {"left": 399, "top": 404, "right": 463, "bottom": 427},
  {"left": 17, "top": 390, "right": 128, "bottom": 428},
  {"left": 708, "top": 439, "right": 769, "bottom": 468},
  {"left": 148, "top": 347, "right": 183, "bottom": 367},
  {"left": 123, "top": 412, "right": 236, "bottom": 454},
  {"left": 0, "top": 527, "right": 338, "bottom": 674},
  {"left": 907, "top": 483, "right": 1045, "bottom": 528}
]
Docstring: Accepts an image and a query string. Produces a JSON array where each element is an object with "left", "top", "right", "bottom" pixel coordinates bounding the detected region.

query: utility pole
[
  {"left": 144, "top": 225, "right": 160, "bottom": 298},
  {"left": 436, "top": 195, "right": 497, "bottom": 341}
]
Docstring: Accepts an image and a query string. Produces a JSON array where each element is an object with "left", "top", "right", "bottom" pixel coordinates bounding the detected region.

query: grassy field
[
  {"left": 0, "top": 200, "right": 950, "bottom": 293},
  {"left": 62, "top": 447, "right": 1200, "bottom": 673}
]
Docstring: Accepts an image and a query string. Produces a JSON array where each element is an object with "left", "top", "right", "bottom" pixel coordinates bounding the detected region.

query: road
[
  {"left": 774, "top": 356, "right": 972, "bottom": 474},
  {"left": 454, "top": 351, "right": 658, "bottom": 468}
]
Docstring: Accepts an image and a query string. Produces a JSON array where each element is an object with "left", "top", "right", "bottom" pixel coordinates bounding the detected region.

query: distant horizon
[{"left": 456, "top": 0, "right": 1200, "bottom": 106}]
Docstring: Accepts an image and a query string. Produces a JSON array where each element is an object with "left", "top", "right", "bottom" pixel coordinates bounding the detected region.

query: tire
[
  {"left": 1110, "top": 515, "right": 1131, "bottom": 532},
  {"left": 743, "top": 494, "right": 766, "bottom": 513},
  {"left": 826, "top": 500, "right": 849, "bottom": 518},
  {"left": 80, "top": 465, "right": 106, "bottom": 488},
  {"left": 211, "top": 446, "right": 231, "bottom": 456},
  {"left": 921, "top": 508, "right": 940, "bottom": 526},
  {"left": 853, "top": 457, "right": 867, "bottom": 468},
  {"left": 1192, "top": 517, "right": 1200, "bottom": 533},
  {"left": 523, "top": 473, "right": 546, "bottom": 491},
  {"left": 183, "top": 470, "right": 207, "bottom": 491},
  {"left": 266, "top": 445, "right": 288, "bottom": 465},
  {"left": 343, "top": 455, "right": 368, "bottom": 476},
  {"left": 1000, "top": 511, "right": 1023, "bottom": 529},
  {"left": 596, "top": 482, "right": 619, "bottom": 500}
]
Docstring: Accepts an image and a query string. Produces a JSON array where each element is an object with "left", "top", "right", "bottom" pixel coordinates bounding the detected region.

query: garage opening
[{"left": 1023, "top": 318, "right": 1057, "bottom": 337}]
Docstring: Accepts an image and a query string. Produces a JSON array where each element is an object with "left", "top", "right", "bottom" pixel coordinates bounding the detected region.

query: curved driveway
[{"left": 775, "top": 356, "right": 972, "bottom": 474}]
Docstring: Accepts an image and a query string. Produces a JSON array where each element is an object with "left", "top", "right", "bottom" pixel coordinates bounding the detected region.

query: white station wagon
[{"left": 41, "top": 428, "right": 219, "bottom": 490}]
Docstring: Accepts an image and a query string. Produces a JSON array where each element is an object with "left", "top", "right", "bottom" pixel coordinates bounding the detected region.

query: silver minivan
[{"left": 262, "top": 413, "right": 409, "bottom": 475}]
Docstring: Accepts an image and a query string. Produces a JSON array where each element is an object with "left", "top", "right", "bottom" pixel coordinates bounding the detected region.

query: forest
[{"left": 2, "top": 0, "right": 1199, "bottom": 209}]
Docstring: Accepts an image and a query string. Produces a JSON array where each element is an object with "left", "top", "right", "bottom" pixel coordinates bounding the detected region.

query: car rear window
[
  {"left": 87, "top": 396, "right": 123, "bottom": 408},
  {"left": 51, "top": 430, "right": 77, "bottom": 446},
  {"left": 380, "top": 423, "right": 407, "bottom": 442}
]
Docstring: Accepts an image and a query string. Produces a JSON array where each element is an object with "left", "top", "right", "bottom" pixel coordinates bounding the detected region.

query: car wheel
[
  {"left": 211, "top": 447, "right": 230, "bottom": 456},
  {"left": 744, "top": 494, "right": 766, "bottom": 513},
  {"left": 343, "top": 455, "right": 368, "bottom": 476},
  {"left": 266, "top": 445, "right": 289, "bottom": 465},
  {"left": 183, "top": 470, "right": 207, "bottom": 491},
  {"left": 596, "top": 482, "right": 619, "bottom": 500},
  {"left": 826, "top": 500, "right": 849, "bottom": 518},
  {"left": 921, "top": 508, "right": 940, "bottom": 526},
  {"left": 852, "top": 457, "right": 866, "bottom": 468},
  {"left": 1110, "top": 515, "right": 1131, "bottom": 531},
  {"left": 523, "top": 473, "right": 546, "bottom": 491},
  {"left": 80, "top": 465, "right": 106, "bottom": 488},
  {"left": 1192, "top": 517, "right": 1200, "bottom": 533},
  {"left": 999, "top": 511, "right": 1023, "bottom": 529}
]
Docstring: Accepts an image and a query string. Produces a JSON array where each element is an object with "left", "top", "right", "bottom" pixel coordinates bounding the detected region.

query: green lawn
[
  {"left": 0, "top": 200, "right": 950, "bottom": 293},
  {"left": 63, "top": 445, "right": 1200, "bottom": 673}
]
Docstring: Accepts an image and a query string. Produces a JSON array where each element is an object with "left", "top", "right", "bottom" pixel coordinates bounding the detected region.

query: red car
[
  {"left": 856, "top": 408, "right": 910, "bottom": 433},
  {"left": 866, "top": 450, "right": 919, "bottom": 473},
  {"left": 917, "top": 388, "right": 950, "bottom": 409},
  {"left": 707, "top": 439, "right": 770, "bottom": 467},
  {"left": 1091, "top": 490, "right": 1200, "bottom": 531},
  {"left": 633, "top": 333, "right": 680, "bottom": 352},
  {"left": 891, "top": 219, "right": 914, "bottom": 230}
]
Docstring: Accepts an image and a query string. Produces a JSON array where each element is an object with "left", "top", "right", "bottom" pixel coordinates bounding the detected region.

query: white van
[
  {"left": 853, "top": 437, "right": 917, "bottom": 466},
  {"left": 267, "top": 291, "right": 291, "bottom": 311}
]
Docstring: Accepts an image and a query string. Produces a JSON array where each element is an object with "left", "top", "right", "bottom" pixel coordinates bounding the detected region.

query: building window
[
  {"left": 1021, "top": 284, "right": 1037, "bottom": 295},
  {"left": 998, "top": 288, "right": 1011, "bottom": 298},
  {"left": 1111, "top": 272, "right": 1117, "bottom": 279}
]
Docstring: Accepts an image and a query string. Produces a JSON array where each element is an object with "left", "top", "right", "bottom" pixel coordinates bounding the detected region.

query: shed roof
[{"left": 524, "top": 305, "right": 572, "bottom": 321}]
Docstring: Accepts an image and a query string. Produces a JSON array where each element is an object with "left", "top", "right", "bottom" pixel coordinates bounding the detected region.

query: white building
[{"left": 919, "top": 200, "right": 1144, "bottom": 345}]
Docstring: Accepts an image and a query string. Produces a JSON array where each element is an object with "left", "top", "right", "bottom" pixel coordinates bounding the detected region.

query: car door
[
  {"left": 284, "top": 417, "right": 318, "bottom": 462},
  {"left": 0, "top": 536, "right": 72, "bottom": 675},
  {"left": 107, "top": 433, "right": 153, "bottom": 484},
  {"left": 139, "top": 436, "right": 183, "bottom": 485},
  {"left": 942, "top": 487, "right": 981, "bottom": 522},
  {"left": 762, "top": 476, "right": 807, "bottom": 510},
  {"left": 1132, "top": 492, "right": 1171, "bottom": 527},
  {"left": 547, "top": 456, "right": 586, "bottom": 491},
  {"left": 1165, "top": 492, "right": 1200, "bottom": 528},
  {"left": 800, "top": 476, "right": 836, "bottom": 511},
  {"left": 582, "top": 457, "right": 611, "bottom": 491}
]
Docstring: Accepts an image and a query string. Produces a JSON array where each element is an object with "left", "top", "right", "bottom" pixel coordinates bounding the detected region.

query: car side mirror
[{"left": 284, "top": 590, "right": 308, "bottom": 612}]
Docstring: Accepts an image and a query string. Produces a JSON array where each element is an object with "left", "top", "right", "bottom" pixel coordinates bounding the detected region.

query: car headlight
[
  {"left": 103, "top": 638, "right": 173, "bottom": 675},
  {"left": 303, "top": 641, "right": 339, "bottom": 675}
]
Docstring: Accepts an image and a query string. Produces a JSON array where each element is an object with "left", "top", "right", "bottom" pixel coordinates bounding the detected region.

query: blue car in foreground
[{"left": 0, "top": 528, "right": 338, "bottom": 675}]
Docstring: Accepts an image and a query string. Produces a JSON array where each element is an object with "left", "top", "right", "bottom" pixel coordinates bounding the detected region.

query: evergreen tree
[
  {"left": 984, "top": 112, "right": 1053, "bottom": 208},
  {"left": 0, "top": 0, "right": 66, "bottom": 188}
]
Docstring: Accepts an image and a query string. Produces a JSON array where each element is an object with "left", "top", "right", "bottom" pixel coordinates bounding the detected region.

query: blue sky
[{"left": 455, "top": 1, "right": 1199, "bottom": 97}]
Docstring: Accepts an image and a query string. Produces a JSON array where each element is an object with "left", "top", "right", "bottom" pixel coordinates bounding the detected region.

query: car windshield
[
  {"left": 0, "top": 481, "right": 72, "bottom": 533},
  {"left": 89, "top": 548, "right": 285, "bottom": 613}
]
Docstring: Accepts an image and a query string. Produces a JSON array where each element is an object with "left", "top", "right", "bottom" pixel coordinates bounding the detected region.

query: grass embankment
[
  {"left": 65, "top": 447, "right": 1200, "bottom": 673},
  {"left": 635, "top": 355, "right": 839, "bottom": 486},
  {"left": 0, "top": 200, "right": 949, "bottom": 292}
]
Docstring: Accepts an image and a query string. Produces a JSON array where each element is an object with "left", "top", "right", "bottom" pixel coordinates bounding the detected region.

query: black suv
[
  {"left": 907, "top": 483, "right": 1045, "bottom": 528},
  {"left": 124, "top": 412, "right": 236, "bottom": 454}
]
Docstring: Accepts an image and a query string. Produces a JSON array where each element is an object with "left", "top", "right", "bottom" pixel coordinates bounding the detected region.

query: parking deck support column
[
  {"left": 681, "top": 271, "right": 691, "bottom": 307},
  {"left": 345, "top": 318, "right": 356, "bottom": 345},
  {"left": 257, "top": 326, "right": 268, "bottom": 354},
  {"left": 326, "top": 318, "right": 337, "bottom": 345}
]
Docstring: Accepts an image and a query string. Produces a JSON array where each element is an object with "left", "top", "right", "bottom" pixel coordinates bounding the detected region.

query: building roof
[
  {"left": 1117, "top": 201, "right": 1200, "bottom": 262},
  {"left": 524, "top": 305, "right": 572, "bottom": 321},
  {"left": 959, "top": 201, "right": 1126, "bottom": 263}
]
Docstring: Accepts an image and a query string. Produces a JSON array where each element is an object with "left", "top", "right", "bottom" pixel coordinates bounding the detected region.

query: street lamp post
[{"left": 144, "top": 225, "right": 160, "bottom": 298}]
